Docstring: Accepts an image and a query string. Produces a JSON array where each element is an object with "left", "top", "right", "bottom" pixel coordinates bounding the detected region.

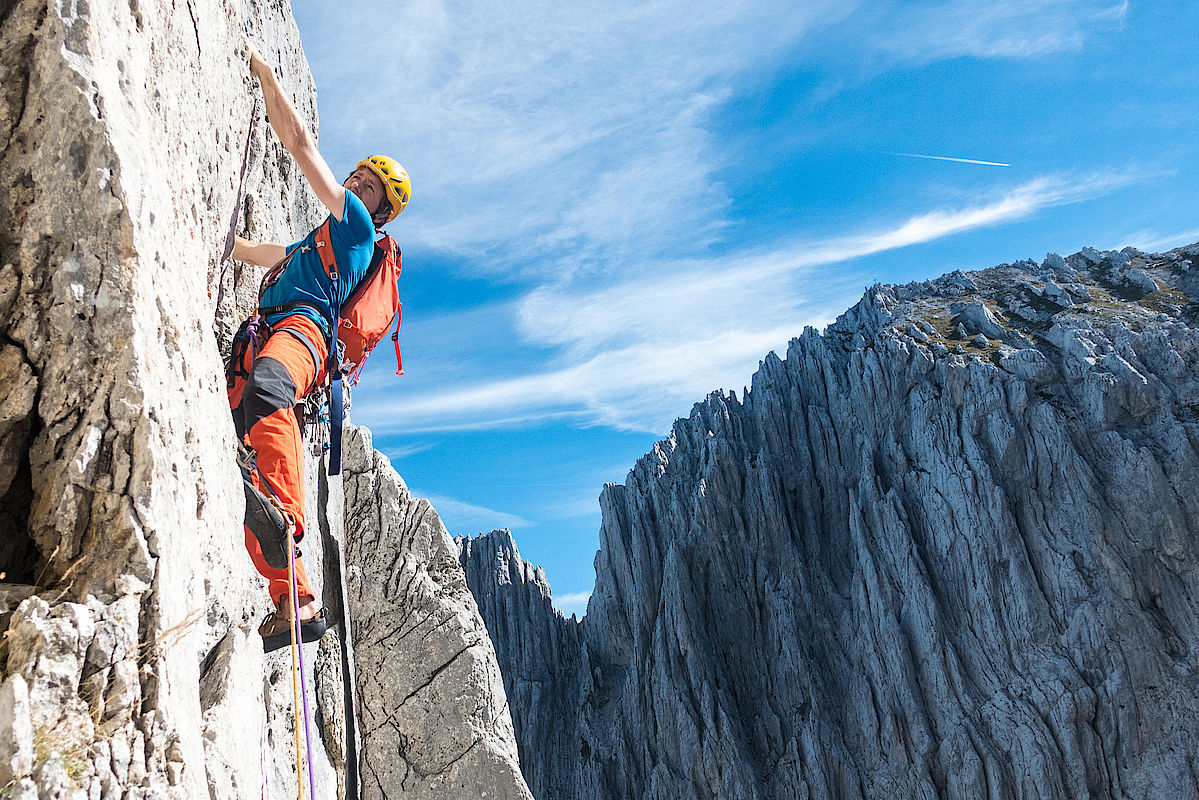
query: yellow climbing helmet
[{"left": 358, "top": 155, "right": 411, "bottom": 223}]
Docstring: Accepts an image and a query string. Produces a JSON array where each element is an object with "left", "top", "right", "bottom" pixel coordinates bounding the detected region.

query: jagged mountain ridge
[{"left": 462, "top": 243, "right": 1199, "bottom": 800}]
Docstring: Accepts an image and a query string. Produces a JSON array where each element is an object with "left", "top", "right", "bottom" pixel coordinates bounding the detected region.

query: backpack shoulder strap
[
  {"left": 376, "top": 234, "right": 399, "bottom": 263},
  {"left": 314, "top": 220, "right": 338, "bottom": 281}
]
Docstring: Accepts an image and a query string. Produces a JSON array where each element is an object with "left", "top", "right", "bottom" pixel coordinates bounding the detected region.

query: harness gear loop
[{"left": 224, "top": 314, "right": 275, "bottom": 390}]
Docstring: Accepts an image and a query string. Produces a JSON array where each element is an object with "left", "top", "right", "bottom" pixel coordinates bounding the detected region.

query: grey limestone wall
[
  {"left": 469, "top": 245, "right": 1199, "bottom": 800},
  {"left": 457, "top": 530, "right": 585, "bottom": 800}
]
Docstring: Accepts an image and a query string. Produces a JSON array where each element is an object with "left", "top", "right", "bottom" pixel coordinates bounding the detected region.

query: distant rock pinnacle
[{"left": 464, "top": 244, "right": 1199, "bottom": 800}]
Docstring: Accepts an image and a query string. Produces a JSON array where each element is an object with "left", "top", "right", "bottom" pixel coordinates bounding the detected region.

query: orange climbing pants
[{"left": 227, "top": 314, "right": 327, "bottom": 607}]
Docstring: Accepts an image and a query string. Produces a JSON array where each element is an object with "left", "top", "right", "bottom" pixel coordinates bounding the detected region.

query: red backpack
[
  {"left": 311, "top": 220, "right": 404, "bottom": 384},
  {"left": 310, "top": 220, "right": 403, "bottom": 475}
]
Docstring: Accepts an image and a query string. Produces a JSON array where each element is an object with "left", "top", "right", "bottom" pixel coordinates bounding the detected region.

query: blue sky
[{"left": 288, "top": 0, "right": 1198, "bottom": 617}]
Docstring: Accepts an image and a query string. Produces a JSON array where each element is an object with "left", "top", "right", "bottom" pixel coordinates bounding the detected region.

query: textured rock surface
[
  {"left": 457, "top": 530, "right": 585, "bottom": 800},
  {"left": 343, "top": 427, "right": 534, "bottom": 800},
  {"left": 0, "top": 1, "right": 528, "bottom": 799},
  {"left": 469, "top": 245, "right": 1199, "bottom": 800},
  {"left": 0, "top": 0, "right": 323, "bottom": 797}
]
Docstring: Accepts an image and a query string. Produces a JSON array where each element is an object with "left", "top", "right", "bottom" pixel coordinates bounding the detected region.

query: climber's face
[{"left": 344, "top": 167, "right": 387, "bottom": 215}]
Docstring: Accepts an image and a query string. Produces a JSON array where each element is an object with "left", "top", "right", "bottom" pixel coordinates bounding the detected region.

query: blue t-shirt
[{"left": 261, "top": 190, "right": 376, "bottom": 342}]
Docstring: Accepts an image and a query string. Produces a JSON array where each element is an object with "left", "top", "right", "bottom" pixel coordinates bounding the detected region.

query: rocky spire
[
  {"left": 457, "top": 529, "right": 584, "bottom": 800},
  {"left": 468, "top": 244, "right": 1199, "bottom": 800},
  {"left": 344, "top": 431, "right": 533, "bottom": 800}
]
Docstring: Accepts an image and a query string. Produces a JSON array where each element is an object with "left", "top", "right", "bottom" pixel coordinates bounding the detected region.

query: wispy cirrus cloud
[
  {"left": 355, "top": 170, "right": 1141, "bottom": 433},
  {"left": 383, "top": 442, "right": 436, "bottom": 461},
  {"left": 298, "top": 0, "right": 847, "bottom": 279},
  {"left": 860, "top": 0, "right": 1129, "bottom": 62},
  {"left": 519, "top": 172, "right": 1134, "bottom": 355},
  {"left": 359, "top": 323, "right": 812, "bottom": 433},
  {"left": 1118, "top": 228, "right": 1199, "bottom": 254}
]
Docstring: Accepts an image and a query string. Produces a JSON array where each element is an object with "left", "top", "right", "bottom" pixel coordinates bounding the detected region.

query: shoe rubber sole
[{"left": 261, "top": 613, "right": 330, "bottom": 654}]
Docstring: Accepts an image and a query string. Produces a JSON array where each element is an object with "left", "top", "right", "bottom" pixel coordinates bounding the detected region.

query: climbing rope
[
  {"left": 222, "top": 95, "right": 318, "bottom": 799},
  {"left": 216, "top": 97, "right": 260, "bottom": 312},
  {"left": 245, "top": 456, "right": 317, "bottom": 800},
  {"left": 288, "top": 531, "right": 318, "bottom": 800}
]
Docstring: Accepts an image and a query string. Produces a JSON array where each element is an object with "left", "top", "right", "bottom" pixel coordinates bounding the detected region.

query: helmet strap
[{"left": 371, "top": 199, "right": 393, "bottom": 230}]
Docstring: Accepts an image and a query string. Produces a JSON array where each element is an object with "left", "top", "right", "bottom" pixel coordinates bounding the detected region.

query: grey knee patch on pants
[{"left": 242, "top": 355, "right": 299, "bottom": 433}]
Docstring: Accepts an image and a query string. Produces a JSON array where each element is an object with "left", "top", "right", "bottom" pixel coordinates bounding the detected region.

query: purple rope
[
  {"left": 245, "top": 341, "right": 314, "bottom": 796},
  {"left": 246, "top": 313, "right": 264, "bottom": 357},
  {"left": 289, "top": 541, "right": 318, "bottom": 799}
]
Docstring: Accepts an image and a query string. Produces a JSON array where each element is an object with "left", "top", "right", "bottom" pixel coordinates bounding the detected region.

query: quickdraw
[{"left": 298, "top": 389, "right": 332, "bottom": 458}]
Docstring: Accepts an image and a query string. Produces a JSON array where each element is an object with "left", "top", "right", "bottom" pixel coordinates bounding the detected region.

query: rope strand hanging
[{"left": 289, "top": 532, "right": 318, "bottom": 800}]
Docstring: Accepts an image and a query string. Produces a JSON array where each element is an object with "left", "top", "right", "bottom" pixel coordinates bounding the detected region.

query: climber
[{"left": 226, "top": 47, "right": 411, "bottom": 653}]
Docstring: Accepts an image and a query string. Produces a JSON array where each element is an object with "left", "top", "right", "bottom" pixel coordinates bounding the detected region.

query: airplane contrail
[{"left": 888, "top": 152, "right": 1011, "bottom": 167}]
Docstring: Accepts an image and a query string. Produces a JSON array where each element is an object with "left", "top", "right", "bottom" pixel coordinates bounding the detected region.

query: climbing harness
[{"left": 225, "top": 313, "right": 273, "bottom": 389}]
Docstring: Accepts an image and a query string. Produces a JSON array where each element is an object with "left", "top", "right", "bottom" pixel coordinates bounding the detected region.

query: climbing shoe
[
  {"left": 259, "top": 607, "right": 330, "bottom": 654},
  {"left": 242, "top": 475, "right": 290, "bottom": 570}
]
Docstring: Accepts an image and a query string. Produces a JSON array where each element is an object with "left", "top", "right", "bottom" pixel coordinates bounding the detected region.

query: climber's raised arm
[
  {"left": 231, "top": 235, "right": 286, "bottom": 267},
  {"left": 248, "top": 48, "right": 348, "bottom": 221}
]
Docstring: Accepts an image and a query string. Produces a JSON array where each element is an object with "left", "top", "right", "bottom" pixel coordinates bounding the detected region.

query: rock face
[
  {"left": 343, "top": 428, "right": 533, "bottom": 800},
  {"left": 467, "top": 245, "right": 1199, "bottom": 800},
  {"left": 0, "top": 0, "right": 321, "bottom": 796},
  {"left": 0, "top": 2, "right": 530, "bottom": 799},
  {"left": 457, "top": 530, "right": 584, "bottom": 800}
]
